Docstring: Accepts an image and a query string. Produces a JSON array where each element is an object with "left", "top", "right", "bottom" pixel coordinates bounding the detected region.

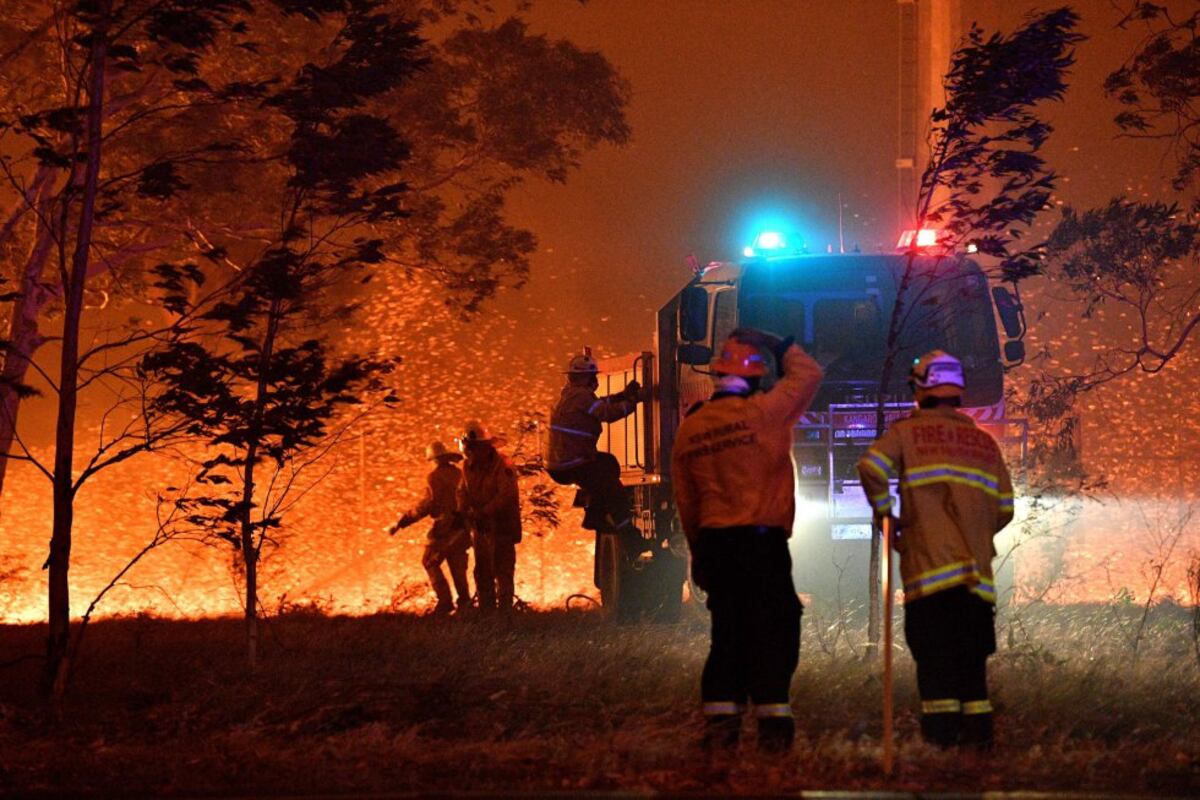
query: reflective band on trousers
[
  {"left": 962, "top": 699, "right": 993, "bottom": 715},
  {"left": 921, "top": 698, "right": 962, "bottom": 714},
  {"left": 754, "top": 703, "right": 793, "bottom": 719},
  {"left": 702, "top": 701, "right": 744, "bottom": 716}
]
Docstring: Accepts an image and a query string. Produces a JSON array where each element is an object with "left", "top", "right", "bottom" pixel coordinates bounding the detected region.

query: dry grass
[{"left": 0, "top": 602, "right": 1197, "bottom": 796}]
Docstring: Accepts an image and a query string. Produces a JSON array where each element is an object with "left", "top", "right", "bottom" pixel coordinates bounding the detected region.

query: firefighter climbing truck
[{"left": 587, "top": 232, "right": 1028, "bottom": 620}]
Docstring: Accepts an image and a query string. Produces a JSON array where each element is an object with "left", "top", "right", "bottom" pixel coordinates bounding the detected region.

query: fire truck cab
[{"left": 589, "top": 236, "right": 1027, "bottom": 617}]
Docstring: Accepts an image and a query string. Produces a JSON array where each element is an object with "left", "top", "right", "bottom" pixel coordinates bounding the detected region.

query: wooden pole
[{"left": 881, "top": 515, "right": 896, "bottom": 775}]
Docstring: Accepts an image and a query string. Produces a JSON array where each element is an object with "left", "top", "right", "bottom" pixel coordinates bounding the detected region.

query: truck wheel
[{"left": 595, "top": 532, "right": 621, "bottom": 612}]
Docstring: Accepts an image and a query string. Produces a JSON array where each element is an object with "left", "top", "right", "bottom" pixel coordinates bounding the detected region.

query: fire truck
[{"left": 585, "top": 230, "right": 1028, "bottom": 620}]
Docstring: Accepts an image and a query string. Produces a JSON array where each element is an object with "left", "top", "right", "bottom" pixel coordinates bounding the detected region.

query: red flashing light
[{"left": 896, "top": 228, "right": 940, "bottom": 250}]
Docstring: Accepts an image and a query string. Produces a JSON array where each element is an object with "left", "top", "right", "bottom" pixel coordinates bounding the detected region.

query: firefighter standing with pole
[
  {"left": 857, "top": 351, "right": 1014, "bottom": 749},
  {"left": 671, "top": 328, "right": 822, "bottom": 752},
  {"left": 881, "top": 513, "right": 895, "bottom": 773}
]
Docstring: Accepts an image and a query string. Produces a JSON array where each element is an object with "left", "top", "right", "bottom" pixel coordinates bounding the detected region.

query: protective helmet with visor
[
  {"left": 909, "top": 350, "right": 965, "bottom": 397},
  {"left": 712, "top": 337, "right": 767, "bottom": 378}
]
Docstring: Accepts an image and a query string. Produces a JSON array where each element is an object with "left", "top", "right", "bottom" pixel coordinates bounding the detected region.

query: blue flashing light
[
  {"left": 754, "top": 230, "right": 786, "bottom": 251},
  {"left": 738, "top": 211, "right": 806, "bottom": 260}
]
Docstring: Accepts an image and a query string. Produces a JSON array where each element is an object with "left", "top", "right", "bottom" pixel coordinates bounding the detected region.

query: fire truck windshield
[{"left": 736, "top": 254, "right": 1003, "bottom": 409}]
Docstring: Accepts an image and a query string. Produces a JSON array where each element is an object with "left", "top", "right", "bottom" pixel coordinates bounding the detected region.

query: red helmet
[{"left": 712, "top": 337, "right": 767, "bottom": 377}]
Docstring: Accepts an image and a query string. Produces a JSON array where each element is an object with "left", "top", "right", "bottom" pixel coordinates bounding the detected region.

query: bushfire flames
[
  {"left": 2, "top": 444, "right": 1198, "bottom": 624},
  {"left": 2, "top": 280, "right": 1199, "bottom": 625}
]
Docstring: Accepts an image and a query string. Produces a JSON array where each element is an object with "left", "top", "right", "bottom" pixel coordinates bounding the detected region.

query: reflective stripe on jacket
[
  {"left": 856, "top": 406, "right": 1014, "bottom": 604},
  {"left": 408, "top": 462, "right": 467, "bottom": 542},
  {"left": 670, "top": 344, "right": 823, "bottom": 541},
  {"left": 547, "top": 384, "right": 636, "bottom": 470}
]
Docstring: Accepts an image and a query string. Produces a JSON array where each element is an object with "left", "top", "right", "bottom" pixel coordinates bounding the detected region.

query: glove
[
  {"left": 876, "top": 514, "right": 901, "bottom": 546},
  {"left": 623, "top": 380, "right": 642, "bottom": 402},
  {"left": 731, "top": 328, "right": 793, "bottom": 374},
  {"left": 772, "top": 335, "right": 795, "bottom": 366}
]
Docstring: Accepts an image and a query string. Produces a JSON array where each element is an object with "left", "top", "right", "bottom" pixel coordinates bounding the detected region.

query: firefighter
[
  {"left": 388, "top": 441, "right": 472, "bottom": 616},
  {"left": 856, "top": 350, "right": 1014, "bottom": 749},
  {"left": 457, "top": 420, "right": 522, "bottom": 614},
  {"left": 671, "top": 328, "right": 823, "bottom": 752},
  {"left": 547, "top": 348, "right": 643, "bottom": 540}
]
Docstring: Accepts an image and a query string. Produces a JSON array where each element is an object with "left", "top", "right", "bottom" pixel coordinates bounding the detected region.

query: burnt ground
[{"left": 0, "top": 605, "right": 1197, "bottom": 797}]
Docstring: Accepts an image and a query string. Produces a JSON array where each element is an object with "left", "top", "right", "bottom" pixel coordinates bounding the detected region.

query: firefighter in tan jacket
[
  {"left": 458, "top": 421, "right": 522, "bottom": 614},
  {"left": 857, "top": 350, "right": 1014, "bottom": 749},
  {"left": 671, "top": 328, "right": 822, "bottom": 752},
  {"left": 389, "top": 442, "right": 471, "bottom": 616}
]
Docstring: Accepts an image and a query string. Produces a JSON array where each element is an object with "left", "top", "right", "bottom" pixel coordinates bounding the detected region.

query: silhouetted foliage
[
  {"left": 1025, "top": 2, "right": 1200, "bottom": 446},
  {"left": 142, "top": 0, "right": 422, "bottom": 666},
  {"left": 920, "top": 6, "right": 1082, "bottom": 279},
  {"left": 867, "top": 7, "right": 1083, "bottom": 646},
  {"left": 1105, "top": 1, "right": 1200, "bottom": 192}
]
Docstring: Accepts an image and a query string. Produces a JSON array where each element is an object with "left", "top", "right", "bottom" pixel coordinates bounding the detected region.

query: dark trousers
[
  {"left": 904, "top": 586, "right": 996, "bottom": 746},
  {"left": 474, "top": 530, "right": 516, "bottom": 611},
  {"left": 549, "top": 453, "right": 634, "bottom": 532},
  {"left": 422, "top": 539, "right": 470, "bottom": 609},
  {"left": 692, "top": 526, "right": 802, "bottom": 748}
]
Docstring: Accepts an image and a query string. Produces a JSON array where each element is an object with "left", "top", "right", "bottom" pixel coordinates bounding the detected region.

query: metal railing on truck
[
  {"left": 793, "top": 404, "right": 1029, "bottom": 539},
  {"left": 595, "top": 351, "right": 656, "bottom": 482}
]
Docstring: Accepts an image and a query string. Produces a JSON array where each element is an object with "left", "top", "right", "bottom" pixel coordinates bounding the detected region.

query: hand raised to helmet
[{"left": 729, "top": 327, "right": 795, "bottom": 368}]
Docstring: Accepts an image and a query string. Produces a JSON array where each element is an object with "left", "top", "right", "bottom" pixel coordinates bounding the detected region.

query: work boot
[
  {"left": 431, "top": 599, "right": 454, "bottom": 616},
  {"left": 960, "top": 712, "right": 994, "bottom": 751},
  {"left": 757, "top": 717, "right": 795, "bottom": 753},
  {"left": 701, "top": 714, "right": 741, "bottom": 752},
  {"left": 919, "top": 712, "right": 962, "bottom": 748}
]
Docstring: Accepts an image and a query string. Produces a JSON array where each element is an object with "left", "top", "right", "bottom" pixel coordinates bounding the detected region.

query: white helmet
[
  {"left": 909, "top": 350, "right": 965, "bottom": 394},
  {"left": 459, "top": 420, "right": 493, "bottom": 445},
  {"left": 565, "top": 347, "right": 598, "bottom": 374}
]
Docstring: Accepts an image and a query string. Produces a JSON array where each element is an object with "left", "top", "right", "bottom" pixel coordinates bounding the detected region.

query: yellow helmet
[{"left": 425, "top": 441, "right": 462, "bottom": 462}]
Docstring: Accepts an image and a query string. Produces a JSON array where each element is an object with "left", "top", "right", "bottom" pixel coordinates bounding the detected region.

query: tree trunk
[
  {"left": 0, "top": 194, "right": 57, "bottom": 507},
  {"left": 45, "top": 7, "right": 108, "bottom": 701},
  {"left": 238, "top": 297, "right": 282, "bottom": 670}
]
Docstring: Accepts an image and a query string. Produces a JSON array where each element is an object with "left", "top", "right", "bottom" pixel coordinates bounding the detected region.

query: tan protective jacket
[
  {"left": 671, "top": 344, "right": 823, "bottom": 542},
  {"left": 547, "top": 384, "right": 637, "bottom": 471},
  {"left": 408, "top": 462, "right": 468, "bottom": 544},
  {"left": 856, "top": 406, "right": 1014, "bottom": 604},
  {"left": 459, "top": 446, "right": 523, "bottom": 543}
]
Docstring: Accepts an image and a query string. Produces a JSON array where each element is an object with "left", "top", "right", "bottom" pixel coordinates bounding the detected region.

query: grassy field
[{"left": 0, "top": 602, "right": 1198, "bottom": 797}]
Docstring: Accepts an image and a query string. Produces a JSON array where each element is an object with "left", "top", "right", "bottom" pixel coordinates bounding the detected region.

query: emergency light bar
[
  {"left": 896, "top": 228, "right": 940, "bottom": 250},
  {"left": 743, "top": 230, "right": 788, "bottom": 258}
]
